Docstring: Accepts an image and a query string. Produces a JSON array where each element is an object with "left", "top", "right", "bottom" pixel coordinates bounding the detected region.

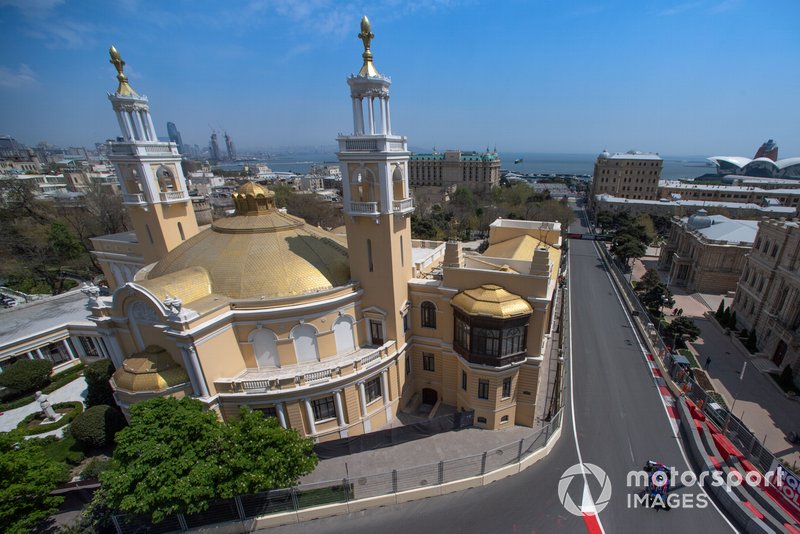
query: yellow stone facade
[{"left": 91, "top": 23, "right": 563, "bottom": 438}]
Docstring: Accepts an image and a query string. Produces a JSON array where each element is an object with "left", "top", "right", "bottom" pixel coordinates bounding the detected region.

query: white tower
[
  {"left": 338, "top": 17, "right": 414, "bottom": 347},
  {"left": 106, "top": 46, "right": 198, "bottom": 266}
]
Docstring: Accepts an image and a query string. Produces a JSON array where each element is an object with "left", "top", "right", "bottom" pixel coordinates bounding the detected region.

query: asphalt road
[{"left": 267, "top": 211, "right": 738, "bottom": 534}]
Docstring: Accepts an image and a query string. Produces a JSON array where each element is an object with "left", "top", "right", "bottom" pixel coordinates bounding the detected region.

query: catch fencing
[{"left": 111, "top": 410, "right": 563, "bottom": 534}]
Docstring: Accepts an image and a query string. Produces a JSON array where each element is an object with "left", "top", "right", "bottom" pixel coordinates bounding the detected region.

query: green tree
[
  {"left": 101, "top": 397, "right": 317, "bottom": 523},
  {"left": 85, "top": 359, "right": 116, "bottom": 407},
  {"left": 0, "top": 431, "right": 69, "bottom": 534},
  {"left": 665, "top": 316, "right": 701, "bottom": 348},
  {"left": 715, "top": 300, "right": 725, "bottom": 319},
  {"left": 610, "top": 234, "right": 646, "bottom": 267},
  {"left": 0, "top": 359, "right": 53, "bottom": 395},
  {"left": 101, "top": 398, "right": 224, "bottom": 522},
  {"left": 71, "top": 405, "right": 127, "bottom": 448},
  {"left": 596, "top": 210, "right": 613, "bottom": 231},
  {"left": 746, "top": 329, "right": 758, "bottom": 352},
  {"left": 217, "top": 407, "right": 317, "bottom": 498},
  {"left": 635, "top": 268, "right": 663, "bottom": 295}
]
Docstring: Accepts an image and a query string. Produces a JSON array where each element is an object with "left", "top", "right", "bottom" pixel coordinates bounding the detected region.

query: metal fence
[
  {"left": 111, "top": 410, "right": 563, "bottom": 534},
  {"left": 597, "top": 239, "right": 799, "bottom": 480}
]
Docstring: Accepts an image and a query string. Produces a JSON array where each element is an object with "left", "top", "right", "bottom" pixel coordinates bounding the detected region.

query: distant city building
[
  {"left": 224, "top": 132, "right": 236, "bottom": 161},
  {"left": 658, "top": 210, "right": 758, "bottom": 293},
  {"left": 166, "top": 122, "right": 184, "bottom": 154},
  {"left": 589, "top": 150, "right": 662, "bottom": 208},
  {"left": 0, "top": 135, "right": 42, "bottom": 172},
  {"left": 708, "top": 141, "right": 800, "bottom": 178},
  {"left": 657, "top": 180, "right": 800, "bottom": 210},
  {"left": 732, "top": 218, "right": 800, "bottom": 387},
  {"left": 409, "top": 149, "right": 500, "bottom": 193},
  {"left": 209, "top": 131, "right": 221, "bottom": 162},
  {"left": 754, "top": 139, "right": 779, "bottom": 161},
  {"left": 593, "top": 193, "right": 795, "bottom": 220}
]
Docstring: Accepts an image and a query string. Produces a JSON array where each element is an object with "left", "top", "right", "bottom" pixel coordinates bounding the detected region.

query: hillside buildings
[
  {"left": 657, "top": 210, "right": 758, "bottom": 294},
  {"left": 59, "top": 19, "right": 564, "bottom": 441},
  {"left": 409, "top": 149, "right": 500, "bottom": 193},
  {"left": 732, "top": 218, "right": 800, "bottom": 387}
]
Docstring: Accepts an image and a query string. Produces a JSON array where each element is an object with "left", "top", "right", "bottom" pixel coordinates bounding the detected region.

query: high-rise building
[
  {"left": 224, "top": 131, "right": 236, "bottom": 161},
  {"left": 209, "top": 131, "right": 221, "bottom": 162},
  {"left": 589, "top": 149, "right": 662, "bottom": 210},
  {"left": 166, "top": 122, "right": 184, "bottom": 154}
]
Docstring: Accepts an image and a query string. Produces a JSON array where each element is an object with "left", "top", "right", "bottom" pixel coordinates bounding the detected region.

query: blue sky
[{"left": 1, "top": 0, "right": 798, "bottom": 156}]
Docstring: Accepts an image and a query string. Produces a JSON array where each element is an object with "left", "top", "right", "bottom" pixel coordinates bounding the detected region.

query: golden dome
[
  {"left": 112, "top": 345, "right": 189, "bottom": 393},
  {"left": 451, "top": 284, "right": 532, "bottom": 319},
  {"left": 232, "top": 182, "right": 276, "bottom": 215},
  {"left": 146, "top": 200, "right": 351, "bottom": 300}
]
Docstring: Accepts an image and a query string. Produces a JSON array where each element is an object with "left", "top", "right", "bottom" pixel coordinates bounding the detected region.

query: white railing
[
  {"left": 387, "top": 141, "right": 406, "bottom": 151},
  {"left": 122, "top": 193, "right": 146, "bottom": 204},
  {"left": 360, "top": 351, "right": 381, "bottom": 368},
  {"left": 392, "top": 198, "right": 414, "bottom": 213},
  {"left": 160, "top": 190, "right": 189, "bottom": 202},
  {"left": 349, "top": 201, "right": 379, "bottom": 214},
  {"left": 344, "top": 139, "right": 378, "bottom": 151},
  {"left": 242, "top": 379, "right": 271, "bottom": 392},
  {"left": 305, "top": 369, "right": 332, "bottom": 383}
]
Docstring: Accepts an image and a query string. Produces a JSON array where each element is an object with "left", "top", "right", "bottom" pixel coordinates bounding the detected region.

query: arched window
[
  {"left": 250, "top": 329, "right": 279, "bottom": 368},
  {"left": 291, "top": 324, "right": 319, "bottom": 364},
  {"left": 332, "top": 315, "right": 355, "bottom": 355},
  {"left": 178, "top": 222, "right": 185, "bottom": 241},
  {"left": 367, "top": 239, "right": 374, "bottom": 272},
  {"left": 421, "top": 301, "right": 437, "bottom": 329}
]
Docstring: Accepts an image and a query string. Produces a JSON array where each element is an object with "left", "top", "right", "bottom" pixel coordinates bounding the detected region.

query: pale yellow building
[
  {"left": 88, "top": 20, "right": 562, "bottom": 438},
  {"left": 589, "top": 150, "right": 662, "bottom": 209},
  {"left": 409, "top": 150, "right": 501, "bottom": 193},
  {"left": 732, "top": 218, "right": 800, "bottom": 386}
]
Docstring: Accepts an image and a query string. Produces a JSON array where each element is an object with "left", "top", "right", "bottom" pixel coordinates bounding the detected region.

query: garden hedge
[
  {"left": 0, "top": 359, "right": 53, "bottom": 395},
  {"left": 16, "top": 401, "right": 84, "bottom": 435},
  {"left": 70, "top": 404, "right": 126, "bottom": 448}
]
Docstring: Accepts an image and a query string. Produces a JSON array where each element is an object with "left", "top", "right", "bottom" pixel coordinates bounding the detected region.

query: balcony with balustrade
[
  {"left": 347, "top": 201, "right": 379, "bottom": 217},
  {"left": 122, "top": 193, "right": 147, "bottom": 206},
  {"left": 109, "top": 142, "right": 179, "bottom": 158},
  {"left": 159, "top": 190, "right": 189, "bottom": 203},
  {"left": 214, "top": 340, "right": 397, "bottom": 396},
  {"left": 336, "top": 135, "right": 408, "bottom": 153},
  {"left": 392, "top": 197, "right": 414, "bottom": 215}
]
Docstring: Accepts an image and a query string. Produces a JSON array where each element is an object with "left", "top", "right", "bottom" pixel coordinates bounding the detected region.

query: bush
[
  {"left": 0, "top": 359, "right": 53, "bottom": 395},
  {"left": 85, "top": 360, "right": 116, "bottom": 408},
  {"left": 71, "top": 405, "right": 126, "bottom": 448},
  {"left": 81, "top": 458, "right": 111, "bottom": 479},
  {"left": 0, "top": 363, "right": 83, "bottom": 411}
]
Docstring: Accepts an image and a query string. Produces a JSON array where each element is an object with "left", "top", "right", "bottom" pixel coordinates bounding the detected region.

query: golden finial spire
[
  {"left": 109, "top": 45, "right": 138, "bottom": 96},
  {"left": 357, "top": 16, "right": 380, "bottom": 77}
]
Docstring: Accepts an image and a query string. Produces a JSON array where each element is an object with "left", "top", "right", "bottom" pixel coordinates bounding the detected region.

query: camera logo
[{"left": 558, "top": 463, "right": 612, "bottom": 516}]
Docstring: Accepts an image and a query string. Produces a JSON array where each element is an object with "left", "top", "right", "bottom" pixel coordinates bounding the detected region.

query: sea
[{"left": 223, "top": 151, "right": 715, "bottom": 181}]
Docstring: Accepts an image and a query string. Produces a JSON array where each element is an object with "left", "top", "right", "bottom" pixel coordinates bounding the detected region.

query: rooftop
[
  {"left": 0, "top": 290, "right": 93, "bottom": 352},
  {"left": 680, "top": 214, "right": 759, "bottom": 244}
]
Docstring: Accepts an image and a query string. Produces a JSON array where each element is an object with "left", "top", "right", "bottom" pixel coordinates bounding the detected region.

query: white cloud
[
  {"left": 709, "top": 0, "right": 741, "bottom": 14},
  {"left": 0, "top": 64, "right": 38, "bottom": 89},
  {"left": 658, "top": 2, "right": 703, "bottom": 16}
]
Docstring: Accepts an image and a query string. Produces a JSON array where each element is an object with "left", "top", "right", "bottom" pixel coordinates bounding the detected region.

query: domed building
[{"left": 89, "top": 18, "right": 563, "bottom": 438}]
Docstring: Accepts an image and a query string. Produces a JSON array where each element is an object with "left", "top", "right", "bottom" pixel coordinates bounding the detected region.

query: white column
[
  {"left": 183, "top": 345, "right": 209, "bottom": 398},
  {"left": 357, "top": 381, "right": 371, "bottom": 432},
  {"left": 36, "top": 348, "right": 46, "bottom": 360},
  {"left": 121, "top": 112, "right": 134, "bottom": 141},
  {"left": 380, "top": 98, "right": 388, "bottom": 135},
  {"left": 179, "top": 347, "right": 201, "bottom": 397},
  {"left": 352, "top": 98, "right": 360, "bottom": 135},
  {"left": 26, "top": 352, "right": 35, "bottom": 360},
  {"left": 385, "top": 97, "right": 392, "bottom": 135},
  {"left": 367, "top": 97, "right": 375, "bottom": 135},
  {"left": 276, "top": 402, "right": 288, "bottom": 428},
  {"left": 115, "top": 111, "right": 128, "bottom": 140},
  {"left": 333, "top": 389, "right": 347, "bottom": 437},
  {"left": 73, "top": 337, "right": 87, "bottom": 358},
  {"left": 357, "top": 98, "right": 365, "bottom": 135},
  {"left": 134, "top": 111, "right": 147, "bottom": 141},
  {"left": 144, "top": 111, "right": 157, "bottom": 141},
  {"left": 381, "top": 368, "right": 393, "bottom": 422},
  {"left": 62, "top": 339, "right": 77, "bottom": 361},
  {"left": 92, "top": 338, "right": 108, "bottom": 360},
  {"left": 303, "top": 399, "right": 317, "bottom": 435}
]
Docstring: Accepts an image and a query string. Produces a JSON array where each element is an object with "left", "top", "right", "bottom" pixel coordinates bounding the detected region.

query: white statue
[{"left": 35, "top": 391, "right": 57, "bottom": 421}]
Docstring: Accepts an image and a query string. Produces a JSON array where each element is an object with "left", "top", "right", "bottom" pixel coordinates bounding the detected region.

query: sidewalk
[
  {"left": 630, "top": 255, "right": 800, "bottom": 468},
  {"left": 0, "top": 377, "right": 88, "bottom": 437}
]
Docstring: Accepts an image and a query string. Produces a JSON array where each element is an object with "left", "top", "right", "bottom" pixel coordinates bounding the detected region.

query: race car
[{"left": 643, "top": 460, "right": 671, "bottom": 510}]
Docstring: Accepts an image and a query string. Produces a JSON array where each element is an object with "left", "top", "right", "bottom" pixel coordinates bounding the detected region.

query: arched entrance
[{"left": 422, "top": 388, "right": 438, "bottom": 405}]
